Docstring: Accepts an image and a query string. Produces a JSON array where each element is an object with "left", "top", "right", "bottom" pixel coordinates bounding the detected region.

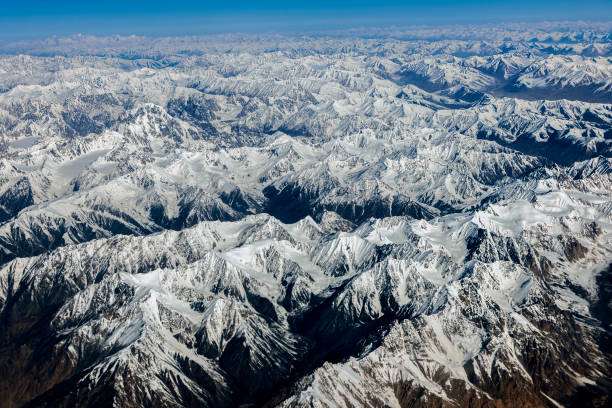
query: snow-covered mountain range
[{"left": 0, "top": 22, "right": 610, "bottom": 407}]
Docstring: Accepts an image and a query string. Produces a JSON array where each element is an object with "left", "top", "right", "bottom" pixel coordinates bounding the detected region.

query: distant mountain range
[{"left": 0, "top": 22, "right": 610, "bottom": 407}]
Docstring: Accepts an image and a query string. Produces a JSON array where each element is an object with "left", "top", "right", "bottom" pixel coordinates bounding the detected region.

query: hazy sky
[{"left": 1, "top": 0, "right": 611, "bottom": 40}]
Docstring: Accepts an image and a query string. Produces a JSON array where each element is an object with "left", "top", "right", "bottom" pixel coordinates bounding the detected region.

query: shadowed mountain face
[{"left": 0, "top": 22, "right": 611, "bottom": 408}]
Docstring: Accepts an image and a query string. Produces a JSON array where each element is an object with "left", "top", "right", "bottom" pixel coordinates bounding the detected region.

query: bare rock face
[{"left": 0, "top": 21, "right": 611, "bottom": 408}]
